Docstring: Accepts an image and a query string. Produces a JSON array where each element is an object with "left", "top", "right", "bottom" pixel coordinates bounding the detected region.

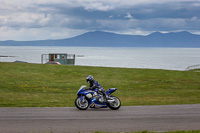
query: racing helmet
[{"left": 86, "top": 75, "right": 94, "bottom": 83}]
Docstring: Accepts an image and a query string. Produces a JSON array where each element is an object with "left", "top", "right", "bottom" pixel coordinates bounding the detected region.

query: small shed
[{"left": 41, "top": 53, "right": 75, "bottom": 65}]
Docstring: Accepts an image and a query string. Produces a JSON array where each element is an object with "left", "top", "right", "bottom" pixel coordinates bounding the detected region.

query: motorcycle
[{"left": 75, "top": 85, "right": 121, "bottom": 110}]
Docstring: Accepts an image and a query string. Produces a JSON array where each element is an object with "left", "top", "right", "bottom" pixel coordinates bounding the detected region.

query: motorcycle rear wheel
[
  {"left": 107, "top": 96, "right": 121, "bottom": 110},
  {"left": 75, "top": 97, "right": 89, "bottom": 110}
]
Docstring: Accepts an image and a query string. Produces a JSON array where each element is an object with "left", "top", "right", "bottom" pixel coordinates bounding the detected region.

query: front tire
[
  {"left": 75, "top": 97, "right": 89, "bottom": 110},
  {"left": 107, "top": 96, "right": 121, "bottom": 110}
]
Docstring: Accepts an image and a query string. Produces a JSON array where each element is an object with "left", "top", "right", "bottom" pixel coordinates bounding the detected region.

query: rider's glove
[{"left": 99, "top": 87, "right": 105, "bottom": 92}]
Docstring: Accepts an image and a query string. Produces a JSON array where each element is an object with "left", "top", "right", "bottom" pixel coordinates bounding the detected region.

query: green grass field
[{"left": 0, "top": 62, "right": 200, "bottom": 107}]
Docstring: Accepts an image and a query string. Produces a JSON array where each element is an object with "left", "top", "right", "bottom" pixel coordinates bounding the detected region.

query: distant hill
[{"left": 0, "top": 31, "right": 200, "bottom": 47}]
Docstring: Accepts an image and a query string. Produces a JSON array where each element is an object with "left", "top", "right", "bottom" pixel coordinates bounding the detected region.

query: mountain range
[{"left": 0, "top": 31, "right": 200, "bottom": 47}]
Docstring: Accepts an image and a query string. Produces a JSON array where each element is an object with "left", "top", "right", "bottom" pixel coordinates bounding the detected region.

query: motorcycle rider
[{"left": 86, "top": 75, "right": 108, "bottom": 103}]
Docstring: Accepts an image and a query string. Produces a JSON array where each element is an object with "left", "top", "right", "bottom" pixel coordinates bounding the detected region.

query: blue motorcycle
[{"left": 75, "top": 85, "right": 121, "bottom": 110}]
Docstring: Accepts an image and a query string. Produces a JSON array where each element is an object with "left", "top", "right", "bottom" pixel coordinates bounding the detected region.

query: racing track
[{"left": 0, "top": 104, "right": 200, "bottom": 133}]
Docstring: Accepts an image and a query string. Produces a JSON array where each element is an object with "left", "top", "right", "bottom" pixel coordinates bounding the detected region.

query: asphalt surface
[{"left": 0, "top": 104, "right": 200, "bottom": 133}]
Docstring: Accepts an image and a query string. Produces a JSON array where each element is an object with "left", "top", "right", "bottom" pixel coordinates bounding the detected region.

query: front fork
[
  {"left": 79, "top": 96, "right": 85, "bottom": 103},
  {"left": 79, "top": 96, "right": 90, "bottom": 104}
]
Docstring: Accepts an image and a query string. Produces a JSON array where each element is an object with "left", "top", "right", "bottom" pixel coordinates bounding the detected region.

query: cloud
[
  {"left": 0, "top": 12, "right": 51, "bottom": 28},
  {"left": 0, "top": 0, "right": 200, "bottom": 40},
  {"left": 124, "top": 13, "right": 133, "bottom": 19},
  {"left": 0, "top": 26, "right": 87, "bottom": 41},
  {"left": 83, "top": 1, "right": 113, "bottom": 11}
]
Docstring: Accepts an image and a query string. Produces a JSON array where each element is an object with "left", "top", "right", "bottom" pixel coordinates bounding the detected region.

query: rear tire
[
  {"left": 75, "top": 97, "right": 89, "bottom": 110},
  {"left": 107, "top": 96, "right": 121, "bottom": 110}
]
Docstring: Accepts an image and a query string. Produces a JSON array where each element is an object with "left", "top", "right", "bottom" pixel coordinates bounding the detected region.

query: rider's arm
[
  {"left": 85, "top": 86, "right": 96, "bottom": 90},
  {"left": 91, "top": 81, "right": 101, "bottom": 90},
  {"left": 89, "top": 85, "right": 96, "bottom": 90}
]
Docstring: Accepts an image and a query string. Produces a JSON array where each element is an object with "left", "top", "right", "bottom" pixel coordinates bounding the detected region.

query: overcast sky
[{"left": 0, "top": 0, "right": 200, "bottom": 41}]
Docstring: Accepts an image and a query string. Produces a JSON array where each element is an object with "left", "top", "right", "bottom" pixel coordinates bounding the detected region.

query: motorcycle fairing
[
  {"left": 105, "top": 88, "right": 117, "bottom": 95},
  {"left": 89, "top": 97, "right": 107, "bottom": 108}
]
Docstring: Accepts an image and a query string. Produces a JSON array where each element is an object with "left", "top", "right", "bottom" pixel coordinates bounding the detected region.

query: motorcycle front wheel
[
  {"left": 107, "top": 96, "right": 121, "bottom": 110},
  {"left": 75, "top": 97, "right": 89, "bottom": 110}
]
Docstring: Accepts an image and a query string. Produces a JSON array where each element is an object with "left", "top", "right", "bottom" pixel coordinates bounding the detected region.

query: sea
[{"left": 0, "top": 46, "right": 200, "bottom": 71}]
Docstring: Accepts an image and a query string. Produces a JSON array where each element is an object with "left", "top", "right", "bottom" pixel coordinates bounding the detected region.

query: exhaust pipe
[{"left": 107, "top": 98, "right": 115, "bottom": 103}]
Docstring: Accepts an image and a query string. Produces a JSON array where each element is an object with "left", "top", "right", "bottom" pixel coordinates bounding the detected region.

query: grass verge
[{"left": 0, "top": 62, "right": 200, "bottom": 107}]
